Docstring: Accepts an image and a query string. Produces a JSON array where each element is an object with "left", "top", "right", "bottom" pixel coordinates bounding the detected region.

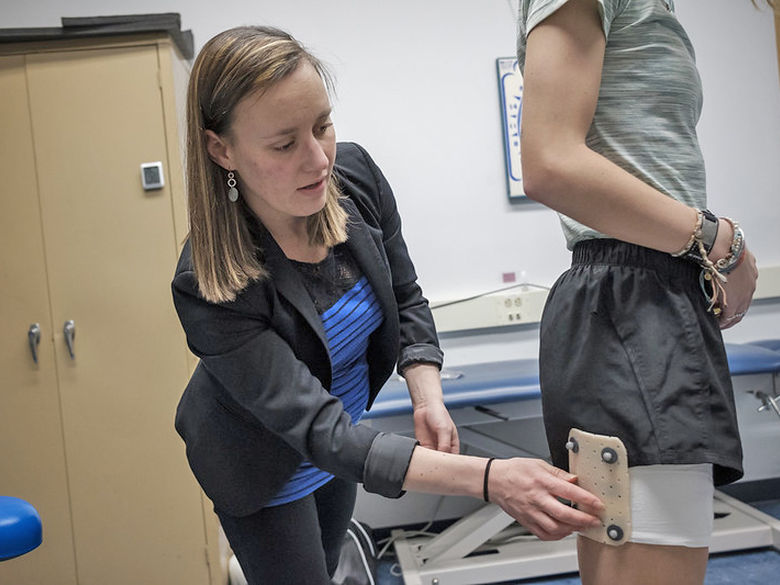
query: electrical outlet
[
  {"left": 431, "top": 286, "right": 549, "bottom": 332},
  {"left": 494, "top": 288, "right": 548, "bottom": 326}
]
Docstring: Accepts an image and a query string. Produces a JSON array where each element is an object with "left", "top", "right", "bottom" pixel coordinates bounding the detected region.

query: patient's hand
[
  {"left": 718, "top": 245, "right": 757, "bottom": 329},
  {"left": 488, "top": 458, "right": 604, "bottom": 541}
]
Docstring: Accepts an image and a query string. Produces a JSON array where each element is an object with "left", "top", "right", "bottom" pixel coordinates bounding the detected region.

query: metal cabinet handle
[
  {"left": 28, "top": 323, "right": 41, "bottom": 364},
  {"left": 63, "top": 320, "right": 76, "bottom": 360}
]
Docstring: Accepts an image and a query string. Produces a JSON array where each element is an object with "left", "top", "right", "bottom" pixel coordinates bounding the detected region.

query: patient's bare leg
[{"left": 578, "top": 536, "right": 708, "bottom": 585}]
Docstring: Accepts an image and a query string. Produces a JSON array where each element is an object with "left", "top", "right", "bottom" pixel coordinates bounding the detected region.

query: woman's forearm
[
  {"left": 402, "top": 446, "right": 483, "bottom": 497},
  {"left": 402, "top": 362, "right": 444, "bottom": 409}
]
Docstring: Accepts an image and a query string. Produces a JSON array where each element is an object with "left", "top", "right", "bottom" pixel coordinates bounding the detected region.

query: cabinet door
[
  {"left": 0, "top": 55, "right": 78, "bottom": 585},
  {"left": 26, "top": 45, "right": 210, "bottom": 585}
]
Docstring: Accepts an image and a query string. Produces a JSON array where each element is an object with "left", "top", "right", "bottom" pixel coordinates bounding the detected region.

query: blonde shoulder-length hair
[{"left": 186, "top": 26, "right": 348, "bottom": 304}]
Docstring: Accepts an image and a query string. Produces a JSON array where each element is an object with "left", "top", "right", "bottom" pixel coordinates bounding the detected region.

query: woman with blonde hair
[
  {"left": 172, "top": 25, "right": 602, "bottom": 585},
  {"left": 517, "top": 1, "right": 766, "bottom": 583}
]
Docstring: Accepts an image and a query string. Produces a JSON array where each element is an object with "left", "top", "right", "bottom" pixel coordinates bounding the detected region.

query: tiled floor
[{"left": 376, "top": 499, "right": 780, "bottom": 585}]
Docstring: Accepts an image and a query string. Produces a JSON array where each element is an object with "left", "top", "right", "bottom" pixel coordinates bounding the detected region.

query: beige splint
[{"left": 567, "top": 428, "right": 632, "bottom": 546}]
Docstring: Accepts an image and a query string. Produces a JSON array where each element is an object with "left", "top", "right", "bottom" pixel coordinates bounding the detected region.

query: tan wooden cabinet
[{"left": 0, "top": 32, "right": 225, "bottom": 585}]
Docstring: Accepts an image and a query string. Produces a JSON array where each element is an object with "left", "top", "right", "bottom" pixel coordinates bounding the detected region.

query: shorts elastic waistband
[{"left": 572, "top": 239, "right": 700, "bottom": 279}]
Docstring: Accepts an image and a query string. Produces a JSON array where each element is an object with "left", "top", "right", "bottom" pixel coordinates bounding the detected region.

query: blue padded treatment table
[
  {"left": 0, "top": 496, "right": 42, "bottom": 561},
  {"left": 366, "top": 342, "right": 780, "bottom": 432},
  {"left": 365, "top": 358, "right": 540, "bottom": 420},
  {"left": 726, "top": 341, "right": 780, "bottom": 375},
  {"left": 364, "top": 358, "right": 547, "bottom": 460},
  {"left": 746, "top": 338, "right": 780, "bottom": 353},
  {"left": 726, "top": 340, "right": 780, "bottom": 484}
]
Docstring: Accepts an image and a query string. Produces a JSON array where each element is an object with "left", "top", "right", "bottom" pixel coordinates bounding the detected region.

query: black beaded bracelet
[{"left": 483, "top": 458, "right": 496, "bottom": 503}]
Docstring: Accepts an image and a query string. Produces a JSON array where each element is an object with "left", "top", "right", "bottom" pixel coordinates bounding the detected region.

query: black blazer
[{"left": 172, "top": 142, "right": 442, "bottom": 517}]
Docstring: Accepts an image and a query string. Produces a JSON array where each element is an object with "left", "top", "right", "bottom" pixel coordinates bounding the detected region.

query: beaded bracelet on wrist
[
  {"left": 713, "top": 217, "right": 745, "bottom": 275},
  {"left": 671, "top": 210, "right": 704, "bottom": 258}
]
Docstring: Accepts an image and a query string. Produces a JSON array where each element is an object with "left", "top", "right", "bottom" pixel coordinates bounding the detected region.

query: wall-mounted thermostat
[{"left": 140, "top": 161, "right": 165, "bottom": 190}]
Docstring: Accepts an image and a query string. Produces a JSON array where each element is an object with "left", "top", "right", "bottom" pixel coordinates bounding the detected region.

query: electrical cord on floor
[
  {"left": 376, "top": 491, "right": 450, "bottom": 578},
  {"left": 375, "top": 492, "right": 447, "bottom": 560}
]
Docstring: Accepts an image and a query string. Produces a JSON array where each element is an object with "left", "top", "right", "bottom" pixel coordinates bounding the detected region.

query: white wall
[{"left": 5, "top": 0, "right": 779, "bottom": 363}]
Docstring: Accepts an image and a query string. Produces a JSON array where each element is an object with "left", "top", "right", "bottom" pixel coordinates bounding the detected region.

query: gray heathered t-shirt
[{"left": 517, "top": 0, "right": 706, "bottom": 249}]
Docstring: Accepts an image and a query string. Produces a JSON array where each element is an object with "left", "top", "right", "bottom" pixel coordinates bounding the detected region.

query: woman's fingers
[
  {"left": 550, "top": 470, "right": 605, "bottom": 517},
  {"left": 493, "top": 458, "right": 604, "bottom": 540}
]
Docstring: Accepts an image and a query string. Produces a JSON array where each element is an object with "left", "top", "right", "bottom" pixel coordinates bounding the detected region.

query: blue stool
[{"left": 0, "top": 496, "right": 42, "bottom": 561}]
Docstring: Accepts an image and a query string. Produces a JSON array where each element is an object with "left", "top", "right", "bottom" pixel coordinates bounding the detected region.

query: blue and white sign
[{"left": 497, "top": 57, "right": 524, "bottom": 200}]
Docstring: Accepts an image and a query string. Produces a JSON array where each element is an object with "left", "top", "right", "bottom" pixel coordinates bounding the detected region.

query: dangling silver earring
[{"left": 227, "top": 171, "right": 239, "bottom": 202}]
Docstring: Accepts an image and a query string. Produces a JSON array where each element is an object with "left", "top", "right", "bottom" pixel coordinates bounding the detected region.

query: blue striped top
[{"left": 266, "top": 275, "right": 383, "bottom": 506}]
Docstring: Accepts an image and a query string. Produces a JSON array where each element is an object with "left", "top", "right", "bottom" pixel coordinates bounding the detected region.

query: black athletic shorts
[{"left": 539, "top": 239, "right": 743, "bottom": 486}]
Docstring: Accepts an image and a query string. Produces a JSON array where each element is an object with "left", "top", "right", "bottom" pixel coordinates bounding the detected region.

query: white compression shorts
[{"left": 628, "top": 463, "right": 714, "bottom": 548}]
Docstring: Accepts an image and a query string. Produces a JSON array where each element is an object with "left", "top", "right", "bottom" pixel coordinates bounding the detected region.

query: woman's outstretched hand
[
  {"left": 402, "top": 448, "right": 602, "bottom": 541},
  {"left": 488, "top": 458, "right": 604, "bottom": 541}
]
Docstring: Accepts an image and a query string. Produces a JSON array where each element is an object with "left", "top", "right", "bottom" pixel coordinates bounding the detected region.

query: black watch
[{"left": 684, "top": 209, "right": 719, "bottom": 264}]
